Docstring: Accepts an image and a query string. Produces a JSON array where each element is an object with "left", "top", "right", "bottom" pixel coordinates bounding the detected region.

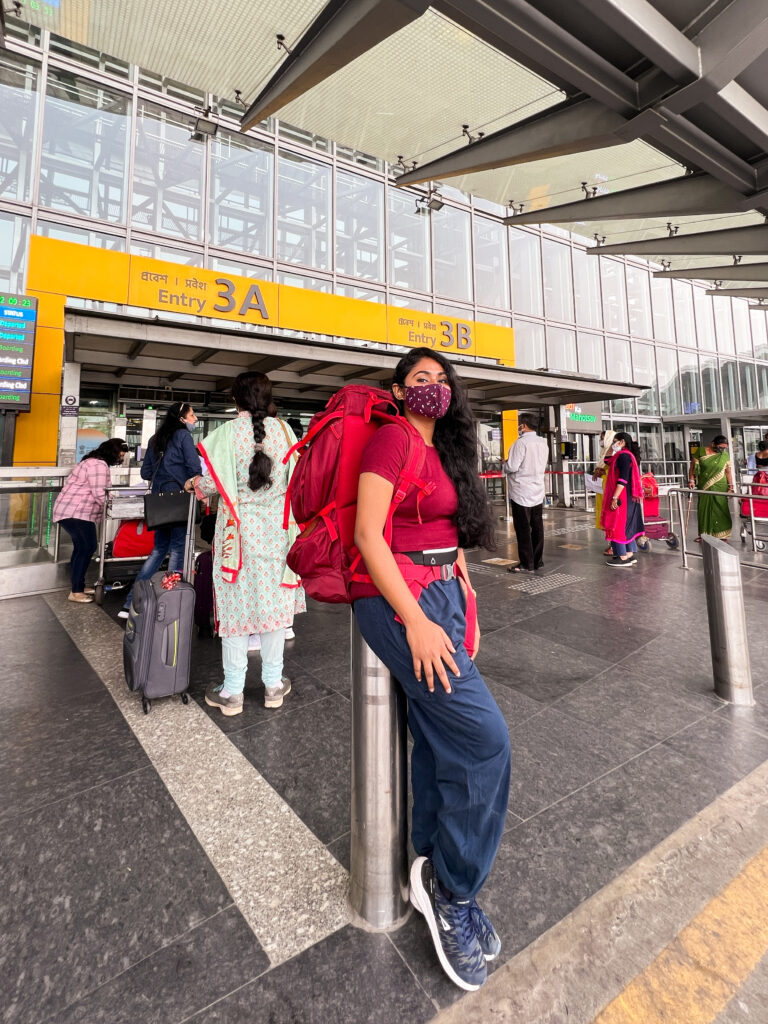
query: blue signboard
[{"left": 0, "top": 292, "right": 37, "bottom": 411}]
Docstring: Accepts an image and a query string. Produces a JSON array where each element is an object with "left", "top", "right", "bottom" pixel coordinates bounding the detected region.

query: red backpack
[{"left": 282, "top": 385, "right": 431, "bottom": 603}]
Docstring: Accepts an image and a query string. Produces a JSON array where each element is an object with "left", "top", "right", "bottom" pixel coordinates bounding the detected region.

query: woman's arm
[
  {"left": 140, "top": 446, "right": 157, "bottom": 481},
  {"left": 186, "top": 472, "right": 217, "bottom": 499},
  {"left": 726, "top": 458, "right": 734, "bottom": 491},
  {"left": 180, "top": 430, "right": 203, "bottom": 478},
  {"left": 688, "top": 453, "right": 698, "bottom": 488},
  {"left": 354, "top": 472, "right": 459, "bottom": 693},
  {"left": 87, "top": 460, "right": 109, "bottom": 508}
]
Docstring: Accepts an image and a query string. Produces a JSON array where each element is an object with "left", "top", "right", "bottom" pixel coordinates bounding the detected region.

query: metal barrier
[
  {"left": 669, "top": 487, "right": 768, "bottom": 573},
  {"left": 349, "top": 615, "right": 409, "bottom": 930},
  {"left": 701, "top": 536, "right": 754, "bottom": 705}
]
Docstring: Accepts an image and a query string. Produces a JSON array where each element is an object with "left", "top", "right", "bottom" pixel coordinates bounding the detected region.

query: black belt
[{"left": 402, "top": 548, "right": 458, "bottom": 566}]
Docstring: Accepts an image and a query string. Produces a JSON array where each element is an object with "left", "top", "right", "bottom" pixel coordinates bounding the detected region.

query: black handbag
[
  {"left": 143, "top": 489, "right": 191, "bottom": 530},
  {"left": 143, "top": 446, "right": 197, "bottom": 529}
]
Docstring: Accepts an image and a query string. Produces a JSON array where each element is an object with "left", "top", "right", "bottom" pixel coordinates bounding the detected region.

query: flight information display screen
[{"left": 0, "top": 293, "right": 37, "bottom": 411}]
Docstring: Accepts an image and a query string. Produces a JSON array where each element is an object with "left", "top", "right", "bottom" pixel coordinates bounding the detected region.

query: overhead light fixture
[
  {"left": 189, "top": 105, "right": 218, "bottom": 141},
  {"left": 415, "top": 196, "right": 429, "bottom": 216},
  {"left": 426, "top": 189, "right": 444, "bottom": 212}
]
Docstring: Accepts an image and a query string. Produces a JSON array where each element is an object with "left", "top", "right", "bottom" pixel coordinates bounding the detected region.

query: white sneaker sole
[
  {"left": 409, "top": 857, "right": 483, "bottom": 992},
  {"left": 204, "top": 695, "right": 243, "bottom": 716},
  {"left": 264, "top": 678, "right": 291, "bottom": 709}
]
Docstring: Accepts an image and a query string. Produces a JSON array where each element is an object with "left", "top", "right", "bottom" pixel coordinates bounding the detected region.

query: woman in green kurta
[{"left": 688, "top": 435, "right": 734, "bottom": 540}]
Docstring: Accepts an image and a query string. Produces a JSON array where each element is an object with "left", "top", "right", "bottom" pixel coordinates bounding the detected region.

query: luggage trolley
[
  {"left": 739, "top": 471, "right": 768, "bottom": 552},
  {"left": 93, "top": 485, "right": 152, "bottom": 605},
  {"left": 637, "top": 473, "right": 687, "bottom": 551}
]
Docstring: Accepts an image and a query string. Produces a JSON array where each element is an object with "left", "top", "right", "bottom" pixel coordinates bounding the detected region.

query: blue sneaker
[
  {"left": 470, "top": 899, "right": 501, "bottom": 960},
  {"left": 409, "top": 856, "right": 487, "bottom": 991}
]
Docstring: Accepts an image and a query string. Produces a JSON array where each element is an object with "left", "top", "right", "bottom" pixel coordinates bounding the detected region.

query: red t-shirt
[{"left": 359, "top": 423, "right": 458, "bottom": 552}]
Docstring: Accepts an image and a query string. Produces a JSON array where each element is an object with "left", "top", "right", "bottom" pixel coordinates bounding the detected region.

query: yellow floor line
[{"left": 593, "top": 843, "right": 768, "bottom": 1023}]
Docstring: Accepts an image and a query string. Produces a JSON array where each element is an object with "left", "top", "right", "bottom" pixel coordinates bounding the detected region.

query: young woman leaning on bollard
[{"left": 352, "top": 346, "right": 511, "bottom": 992}]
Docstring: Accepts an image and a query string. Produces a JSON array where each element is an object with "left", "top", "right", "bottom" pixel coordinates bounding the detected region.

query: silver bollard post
[
  {"left": 349, "top": 614, "right": 409, "bottom": 930},
  {"left": 701, "top": 535, "right": 754, "bottom": 705}
]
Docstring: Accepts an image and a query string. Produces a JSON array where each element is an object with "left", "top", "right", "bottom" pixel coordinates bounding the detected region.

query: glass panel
[
  {"left": 277, "top": 151, "right": 331, "bottom": 270},
  {"left": 37, "top": 221, "right": 125, "bottom": 249},
  {"left": 545, "top": 325, "right": 576, "bottom": 371},
  {"left": 440, "top": 184, "right": 468, "bottom": 204},
  {"left": 739, "top": 362, "right": 758, "bottom": 408},
  {"left": 335, "top": 283, "right": 384, "bottom": 302},
  {"left": 434, "top": 301, "right": 473, "bottom": 318},
  {"left": 656, "top": 346, "right": 682, "bottom": 415},
  {"left": 577, "top": 331, "right": 605, "bottom": 377},
  {"left": 336, "top": 169, "right": 384, "bottom": 282},
  {"left": 732, "top": 299, "right": 753, "bottom": 356},
  {"left": 663, "top": 426, "right": 685, "bottom": 465},
  {"left": 713, "top": 295, "right": 735, "bottom": 353},
  {"left": 606, "top": 334, "right": 631, "bottom": 380},
  {"left": 512, "top": 319, "right": 545, "bottom": 369},
  {"left": 137, "top": 70, "right": 206, "bottom": 106},
  {"left": 632, "top": 341, "right": 658, "bottom": 414},
  {"left": 542, "top": 238, "right": 574, "bottom": 322},
  {"left": 473, "top": 196, "right": 507, "bottom": 217},
  {"left": 651, "top": 276, "right": 675, "bottom": 343},
  {"left": 671, "top": 280, "right": 695, "bottom": 348},
  {"left": 276, "top": 271, "right": 332, "bottom": 292},
  {"left": 508, "top": 228, "right": 542, "bottom": 316},
  {"left": 700, "top": 355, "right": 721, "bottom": 413},
  {"left": 720, "top": 358, "right": 739, "bottom": 408},
  {"left": 625, "top": 264, "right": 652, "bottom": 337},
  {"left": 0, "top": 212, "right": 30, "bottom": 291},
  {"left": 129, "top": 241, "right": 203, "bottom": 266},
  {"left": 757, "top": 363, "right": 768, "bottom": 407},
  {"left": 278, "top": 121, "right": 331, "bottom": 152},
  {"left": 49, "top": 33, "right": 131, "bottom": 78},
  {"left": 752, "top": 309, "right": 768, "bottom": 359},
  {"left": 600, "top": 258, "right": 628, "bottom": 334},
  {"left": 638, "top": 424, "right": 663, "bottom": 470},
  {"left": 389, "top": 293, "right": 432, "bottom": 312},
  {"left": 39, "top": 70, "right": 129, "bottom": 222},
  {"left": 433, "top": 204, "right": 471, "bottom": 301},
  {"left": 208, "top": 257, "right": 273, "bottom": 280},
  {"left": 335, "top": 143, "right": 382, "bottom": 172},
  {"left": 475, "top": 310, "right": 511, "bottom": 326},
  {"left": 678, "top": 349, "right": 702, "bottom": 415},
  {"left": 473, "top": 216, "right": 509, "bottom": 309},
  {"left": 573, "top": 248, "right": 602, "bottom": 329},
  {"left": 0, "top": 52, "right": 38, "bottom": 203},
  {"left": 210, "top": 130, "right": 273, "bottom": 257},
  {"left": 132, "top": 101, "right": 205, "bottom": 240},
  {"left": 693, "top": 286, "right": 716, "bottom": 350},
  {"left": 388, "top": 190, "right": 430, "bottom": 293}
]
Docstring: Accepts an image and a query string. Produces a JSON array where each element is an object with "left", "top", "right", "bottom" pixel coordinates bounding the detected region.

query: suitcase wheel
[
  {"left": 181, "top": 692, "right": 189, "bottom": 705},
  {"left": 142, "top": 696, "right": 151, "bottom": 715},
  {"left": 757, "top": 540, "right": 766, "bottom": 552},
  {"left": 94, "top": 581, "right": 105, "bottom": 606},
  {"left": 666, "top": 534, "right": 678, "bottom": 550}
]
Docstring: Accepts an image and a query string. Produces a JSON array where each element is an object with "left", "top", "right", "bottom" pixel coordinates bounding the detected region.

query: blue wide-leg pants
[{"left": 353, "top": 578, "right": 511, "bottom": 900}]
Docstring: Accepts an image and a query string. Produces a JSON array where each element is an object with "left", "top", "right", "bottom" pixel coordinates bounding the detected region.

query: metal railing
[{"left": 669, "top": 486, "right": 768, "bottom": 572}]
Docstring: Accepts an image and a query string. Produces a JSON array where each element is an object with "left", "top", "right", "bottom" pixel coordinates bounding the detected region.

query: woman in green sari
[{"left": 688, "top": 435, "right": 735, "bottom": 540}]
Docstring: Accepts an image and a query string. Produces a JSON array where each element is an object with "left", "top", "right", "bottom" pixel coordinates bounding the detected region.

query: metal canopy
[
  {"left": 65, "top": 311, "right": 642, "bottom": 411},
  {"left": 592, "top": 224, "right": 768, "bottom": 257},
  {"left": 654, "top": 262, "right": 768, "bottom": 281},
  {"left": 704, "top": 287, "right": 768, "bottom": 299}
]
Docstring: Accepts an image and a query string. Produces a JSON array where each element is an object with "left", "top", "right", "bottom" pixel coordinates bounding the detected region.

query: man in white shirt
[{"left": 505, "top": 413, "right": 550, "bottom": 573}]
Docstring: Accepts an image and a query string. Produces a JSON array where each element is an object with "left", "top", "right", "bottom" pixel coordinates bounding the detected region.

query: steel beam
[
  {"left": 434, "top": 0, "right": 638, "bottom": 112},
  {"left": 705, "top": 287, "right": 768, "bottom": 299},
  {"left": 396, "top": 99, "right": 628, "bottom": 187},
  {"left": 695, "top": 0, "right": 768, "bottom": 92},
  {"left": 591, "top": 224, "right": 768, "bottom": 257},
  {"left": 504, "top": 173, "right": 742, "bottom": 225},
  {"left": 654, "top": 263, "right": 768, "bottom": 282},
  {"left": 127, "top": 339, "right": 149, "bottom": 360},
  {"left": 241, "top": 0, "right": 430, "bottom": 129},
  {"left": 191, "top": 348, "right": 217, "bottom": 365}
]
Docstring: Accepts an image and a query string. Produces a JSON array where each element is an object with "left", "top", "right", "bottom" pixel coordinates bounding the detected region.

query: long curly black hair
[
  {"left": 393, "top": 347, "right": 496, "bottom": 551},
  {"left": 232, "top": 371, "right": 277, "bottom": 492}
]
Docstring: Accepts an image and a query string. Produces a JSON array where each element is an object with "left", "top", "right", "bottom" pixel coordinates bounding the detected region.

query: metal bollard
[
  {"left": 349, "top": 614, "right": 409, "bottom": 930},
  {"left": 701, "top": 535, "right": 754, "bottom": 705}
]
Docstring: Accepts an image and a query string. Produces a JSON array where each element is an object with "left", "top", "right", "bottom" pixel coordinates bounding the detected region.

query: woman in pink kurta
[{"left": 186, "top": 372, "right": 305, "bottom": 714}]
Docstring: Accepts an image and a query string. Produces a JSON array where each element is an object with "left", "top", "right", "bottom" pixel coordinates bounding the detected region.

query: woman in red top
[{"left": 353, "top": 347, "right": 510, "bottom": 993}]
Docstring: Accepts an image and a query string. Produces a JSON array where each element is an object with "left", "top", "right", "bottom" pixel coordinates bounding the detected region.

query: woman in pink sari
[{"left": 600, "top": 432, "right": 645, "bottom": 568}]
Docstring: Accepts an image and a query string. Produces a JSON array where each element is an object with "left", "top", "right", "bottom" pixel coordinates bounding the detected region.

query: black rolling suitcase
[{"left": 123, "top": 494, "right": 196, "bottom": 714}]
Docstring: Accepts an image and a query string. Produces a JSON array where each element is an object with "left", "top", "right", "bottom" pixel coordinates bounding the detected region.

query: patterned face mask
[{"left": 403, "top": 383, "right": 452, "bottom": 419}]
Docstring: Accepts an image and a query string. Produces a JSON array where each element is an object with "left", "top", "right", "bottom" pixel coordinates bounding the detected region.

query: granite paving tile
[
  {"left": 1, "top": 769, "right": 231, "bottom": 1024},
  {"left": 230, "top": 693, "right": 351, "bottom": 845},
  {"left": 513, "top": 606, "right": 659, "bottom": 661},
  {"left": 0, "top": 689, "right": 149, "bottom": 821},
  {"left": 663, "top": 712, "right": 768, "bottom": 782},
  {"left": 475, "top": 627, "right": 612, "bottom": 703},
  {"left": 186, "top": 924, "right": 435, "bottom": 1024},
  {"left": 54, "top": 907, "right": 269, "bottom": 1024}
]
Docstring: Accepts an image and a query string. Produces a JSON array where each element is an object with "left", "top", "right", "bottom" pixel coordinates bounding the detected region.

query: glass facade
[{"left": 1, "top": 24, "right": 768, "bottom": 470}]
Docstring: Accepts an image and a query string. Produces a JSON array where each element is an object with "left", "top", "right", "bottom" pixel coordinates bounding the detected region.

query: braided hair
[{"left": 231, "top": 371, "right": 277, "bottom": 491}]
